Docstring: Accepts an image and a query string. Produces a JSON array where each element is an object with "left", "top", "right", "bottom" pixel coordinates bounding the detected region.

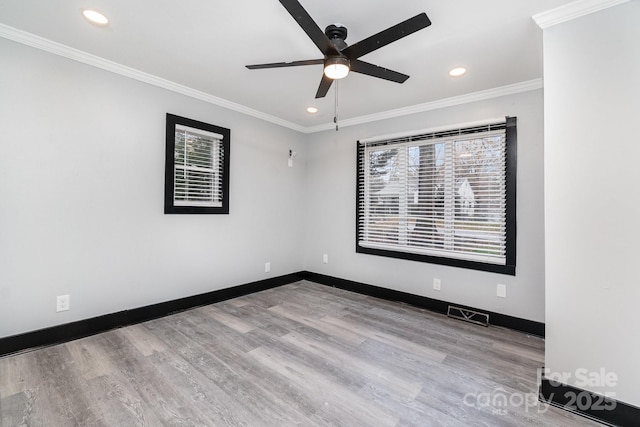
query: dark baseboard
[
  {"left": 300, "top": 271, "right": 545, "bottom": 337},
  {"left": 539, "top": 376, "right": 640, "bottom": 427},
  {"left": 1, "top": 270, "right": 544, "bottom": 357},
  {"left": 0, "top": 272, "right": 305, "bottom": 357}
]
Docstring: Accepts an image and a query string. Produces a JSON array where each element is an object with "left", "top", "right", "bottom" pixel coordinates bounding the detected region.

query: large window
[
  {"left": 164, "top": 114, "right": 230, "bottom": 214},
  {"left": 356, "top": 117, "right": 516, "bottom": 275}
]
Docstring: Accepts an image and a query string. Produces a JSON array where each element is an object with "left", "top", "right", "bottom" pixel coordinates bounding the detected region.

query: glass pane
[
  {"left": 453, "top": 136, "right": 505, "bottom": 256},
  {"left": 174, "top": 131, "right": 186, "bottom": 164},
  {"left": 367, "top": 148, "right": 400, "bottom": 244},
  {"left": 407, "top": 143, "right": 445, "bottom": 248}
]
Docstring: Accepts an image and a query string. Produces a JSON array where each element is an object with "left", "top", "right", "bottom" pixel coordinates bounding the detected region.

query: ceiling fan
[{"left": 246, "top": 0, "right": 432, "bottom": 98}]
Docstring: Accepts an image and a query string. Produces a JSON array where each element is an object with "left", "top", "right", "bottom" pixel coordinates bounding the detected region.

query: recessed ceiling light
[
  {"left": 449, "top": 67, "right": 467, "bottom": 77},
  {"left": 306, "top": 107, "right": 319, "bottom": 114},
  {"left": 82, "top": 9, "right": 109, "bottom": 26}
]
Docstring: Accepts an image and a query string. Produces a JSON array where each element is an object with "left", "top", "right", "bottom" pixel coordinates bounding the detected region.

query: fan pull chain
[{"left": 334, "top": 80, "right": 339, "bottom": 131}]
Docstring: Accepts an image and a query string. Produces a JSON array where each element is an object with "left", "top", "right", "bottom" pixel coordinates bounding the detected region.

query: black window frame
[
  {"left": 356, "top": 117, "right": 517, "bottom": 275},
  {"left": 164, "top": 113, "right": 230, "bottom": 215}
]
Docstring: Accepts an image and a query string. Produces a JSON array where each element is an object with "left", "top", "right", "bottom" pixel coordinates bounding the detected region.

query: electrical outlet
[
  {"left": 322, "top": 254, "right": 329, "bottom": 264},
  {"left": 497, "top": 284, "right": 507, "bottom": 298},
  {"left": 264, "top": 262, "right": 271, "bottom": 273},
  {"left": 56, "top": 295, "right": 70, "bottom": 312},
  {"left": 433, "top": 278, "right": 441, "bottom": 291}
]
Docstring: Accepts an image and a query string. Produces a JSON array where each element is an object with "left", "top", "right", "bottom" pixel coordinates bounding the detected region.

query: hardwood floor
[{"left": 0, "top": 281, "right": 601, "bottom": 426}]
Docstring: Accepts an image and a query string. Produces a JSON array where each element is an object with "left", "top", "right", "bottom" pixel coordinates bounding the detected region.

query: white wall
[
  {"left": 0, "top": 38, "right": 307, "bottom": 338},
  {"left": 543, "top": 1, "right": 640, "bottom": 406},
  {"left": 303, "top": 90, "right": 546, "bottom": 322}
]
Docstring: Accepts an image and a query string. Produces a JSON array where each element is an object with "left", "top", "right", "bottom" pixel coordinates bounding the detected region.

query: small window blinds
[{"left": 174, "top": 124, "right": 224, "bottom": 207}]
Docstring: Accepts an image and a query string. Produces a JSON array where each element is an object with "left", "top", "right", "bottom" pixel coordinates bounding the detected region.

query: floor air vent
[{"left": 447, "top": 305, "right": 489, "bottom": 327}]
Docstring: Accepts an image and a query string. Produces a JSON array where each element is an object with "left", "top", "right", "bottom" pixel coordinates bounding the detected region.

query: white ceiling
[{"left": 0, "top": 0, "right": 577, "bottom": 130}]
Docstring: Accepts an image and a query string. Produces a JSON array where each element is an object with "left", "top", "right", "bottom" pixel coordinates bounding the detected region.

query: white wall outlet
[
  {"left": 322, "top": 254, "right": 329, "bottom": 264},
  {"left": 433, "top": 278, "right": 441, "bottom": 291},
  {"left": 288, "top": 158, "right": 293, "bottom": 167},
  {"left": 56, "top": 295, "right": 70, "bottom": 312},
  {"left": 497, "top": 284, "right": 507, "bottom": 298},
  {"left": 264, "top": 262, "right": 271, "bottom": 273}
]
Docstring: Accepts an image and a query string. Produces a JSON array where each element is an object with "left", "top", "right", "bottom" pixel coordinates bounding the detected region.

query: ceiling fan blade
[
  {"left": 279, "top": 0, "right": 338, "bottom": 55},
  {"left": 342, "top": 13, "right": 431, "bottom": 60},
  {"left": 246, "top": 59, "right": 324, "bottom": 69},
  {"left": 315, "top": 74, "right": 334, "bottom": 98},
  {"left": 350, "top": 60, "right": 409, "bottom": 83}
]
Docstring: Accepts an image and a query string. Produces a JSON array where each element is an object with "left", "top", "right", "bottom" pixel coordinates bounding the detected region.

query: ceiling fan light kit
[
  {"left": 246, "top": 0, "right": 431, "bottom": 99},
  {"left": 324, "top": 56, "right": 350, "bottom": 80}
]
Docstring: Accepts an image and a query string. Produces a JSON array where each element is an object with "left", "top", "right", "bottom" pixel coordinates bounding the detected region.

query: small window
[
  {"left": 356, "top": 117, "right": 516, "bottom": 275},
  {"left": 164, "top": 114, "right": 230, "bottom": 214}
]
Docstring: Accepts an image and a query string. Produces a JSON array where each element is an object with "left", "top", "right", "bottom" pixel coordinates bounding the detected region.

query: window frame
[
  {"left": 164, "top": 113, "right": 230, "bottom": 215},
  {"left": 356, "top": 117, "right": 517, "bottom": 275}
]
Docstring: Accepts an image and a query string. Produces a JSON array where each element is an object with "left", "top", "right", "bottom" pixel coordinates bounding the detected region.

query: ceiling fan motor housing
[{"left": 325, "top": 24, "right": 348, "bottom": 51}]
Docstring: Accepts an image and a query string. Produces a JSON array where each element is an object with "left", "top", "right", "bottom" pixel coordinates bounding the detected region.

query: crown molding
[
  {"left": 304, "top": 79, "right": 543, "bottom": 133},
  {"left": 532, "top": 0, "right": 630, "bottom": 29},
  {"left": 1, "top": 23, "right": 542, "bottom": 135},
  {"left": 0, "top": 24, "right": 307, "bottom": 133}
]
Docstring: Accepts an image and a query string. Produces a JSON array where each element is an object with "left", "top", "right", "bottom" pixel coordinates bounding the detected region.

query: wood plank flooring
[{"left": 0, "top": 281, "right": 601, "bottom": 426}]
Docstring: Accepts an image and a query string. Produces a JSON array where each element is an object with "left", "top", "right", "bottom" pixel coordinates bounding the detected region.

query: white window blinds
[
  {"left": 357, "top": 120, "right": 514, "bottom": 269},
  {"left": 174, "top": 124, "right": 224, "bottom": 207}
]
